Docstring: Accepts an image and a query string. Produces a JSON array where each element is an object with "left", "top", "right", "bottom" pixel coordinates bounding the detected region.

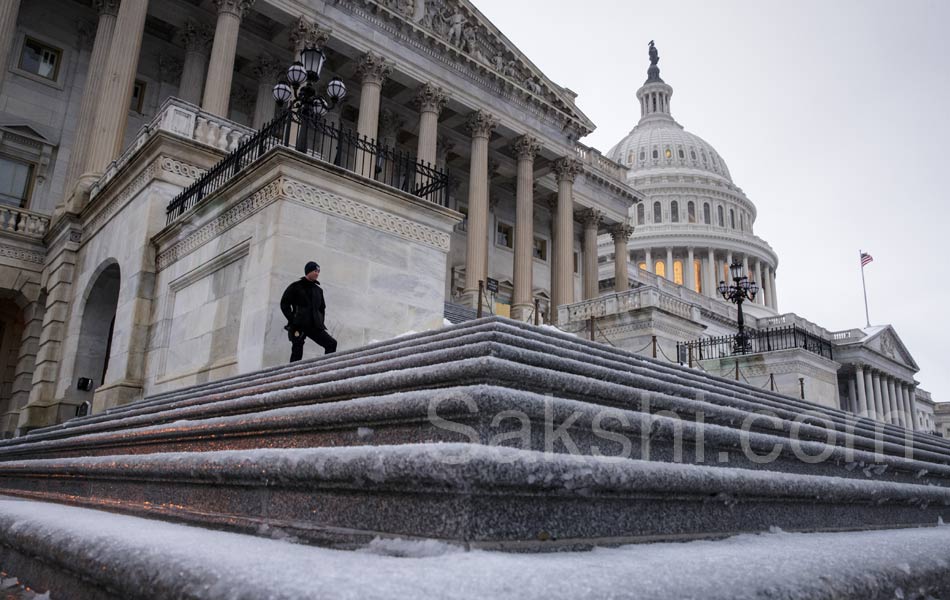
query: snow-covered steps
[
  {"left": 0, "top": 386, "right": 948, "bottom": 489},
  {"left": 2, "top": 496, "right": 949, "bottom": 600},
  {"left": 0, "top": 445, "right": 948, "bottom": 551}
]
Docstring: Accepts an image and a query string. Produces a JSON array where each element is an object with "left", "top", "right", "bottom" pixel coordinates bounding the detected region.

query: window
[
  {"left": 694, "top": 260, "right": 703, "bottom": 293},
  {"left": 740, "top": 213, "right": 745, "bottom": 232},
  {"left": 639, "top": 149, "right": 645, "bottom": 161},
  {"left": 703, "top": 202, "right": 711, "bottom": 224},
  {"left": 653, "top": 201, "right": 662, "bottom": 223},
  {"left": 533, "top": 237, "right": 547, "bottom": 261},
  {"left": 636, "top": 203, "right": 644, "bottom": 225},
  {"left": 730, "top": 208, "right": 736, "bottom": 229},
  {"left": 573, "top": 252, "right": 579, "bottom": 274},
  {"left": 496, "top": 222, "right": 513, "bottom": 248},
  {"left": 652, "top": 148, "right": 658, "bottom": 159},
  {"left": 678, "top": 148, "right": 685, "bottom": 159},
  {"left": 690, "top": 150, "right": 697, "bottom": 161},
  {"left": 673, "top": 260, "right": 684, "bottom": 285},
  {"left": 638, "top": 262, "right": 647, "bottom": 271},
  {"left": 687, "top": 201, "right": 696, "bottom": 223},
  {"left": 18, "top": 37, "right": 61, "bottom": 81},
  {"left": 664, "top": 148, "right": 672, "bottom": 159},
  {"left": 717, "top": 205, "right": 724, "bottom": 227},
  {"left": 0, "top": 156, "right": 34, "bottom": 208},
  {"left": 655, "top": 260, "right": 666, "bottom": 278},
  {"left": 130, "top": 80, "right": 146, "bottom": 113},
  {"left": 670, "top": 201, "right": 679, "bottom": 223}
]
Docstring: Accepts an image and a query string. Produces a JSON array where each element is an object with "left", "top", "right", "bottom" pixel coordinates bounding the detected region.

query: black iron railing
[
  {"left": 166, "top": 110, "right": 449, "bottom": 224},
  {"left": 677, "top": 325, "right": 834, "bottom": 364}
]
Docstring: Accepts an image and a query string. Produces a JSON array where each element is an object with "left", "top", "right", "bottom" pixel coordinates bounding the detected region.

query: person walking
[{"left": 280, "top": 261, "right": 337, "bottom": 362}]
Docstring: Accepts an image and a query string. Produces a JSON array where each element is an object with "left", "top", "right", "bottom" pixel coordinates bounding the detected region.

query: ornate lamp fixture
[
  {"left": 718, "top": 259, "right": 759, "bottom": 354},
  {"left": 272, "top": 47, "right": 346, "bottom": 118}
]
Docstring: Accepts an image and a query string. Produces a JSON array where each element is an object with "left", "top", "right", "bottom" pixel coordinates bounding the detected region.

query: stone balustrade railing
[
  {"left": 559, "top": 284, "right": 700, "bottom": 325},
  {"left": 829, "top": 328, "right": 866, "bottom": 342},
  {"left": 0, "top": 205, "right": 50, "bottom": 240},
  {"left": 89, "top": 98, "right": 255, "bottom": 200},
  {"left": 575, "top": 143, "right": 628, "bottom": 183},
  {"left": 759, "top": 313, "right": 829, "bottom": 338}
]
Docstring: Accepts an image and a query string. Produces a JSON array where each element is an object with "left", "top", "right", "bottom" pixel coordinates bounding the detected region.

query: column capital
[
  {"left": 158, "top": 55, "right": 183, "bottom": 83},
  {"left": 77, "top": 21, "right": 97, "bottom": 51},
  {"left": 181, "top": 21, "right": 214, "bottom": 54},
  {"left": 414, "top": 82, "right": 448, "bottom": 115},
  {"left": 608, "top": 222, "right": 634, "bottom": 243},
  {"left": 214, "top": 0, "right": 255, "bottom": 19},
  {"left": 513, "top": 135, "right": 542, "bottom": 161},
  {"left": 578, "top": 208, "right": 603, "bottom": 229},
  {"left": 93, "top": 0, "right": 120, "bottom": 17},
  {"left": 466, "top": 110, "right": 497, "bottom": 139},
  {"left": 252, "top": 54, "right": 283, "bottom": 82},
  {"left": 553, "top": 156, "right": 582, "bottom": 183},
  {"left": 357, "top": 51, "right": 392, "bottom": 86},
  {"left": 289, "top": 16, "right": 331, "bottom": 53}
]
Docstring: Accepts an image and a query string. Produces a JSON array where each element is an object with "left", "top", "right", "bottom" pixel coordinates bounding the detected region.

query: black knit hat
[{"left": 305, "top": 261, "right": 320, "bottom": 275}]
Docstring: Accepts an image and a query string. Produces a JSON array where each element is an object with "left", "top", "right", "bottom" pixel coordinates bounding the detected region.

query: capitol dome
[{"left": 601, "top": 42, "right": 780, "bottom": 315}]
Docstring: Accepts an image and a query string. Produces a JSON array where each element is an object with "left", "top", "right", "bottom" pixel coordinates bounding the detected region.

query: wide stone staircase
[{"left": 0, "top": 317, "right": 948, "bottom": 552}]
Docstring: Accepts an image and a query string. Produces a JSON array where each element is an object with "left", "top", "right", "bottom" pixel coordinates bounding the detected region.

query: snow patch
[{"left": 357, "top": 537, "right": 465, "bottom": 558}]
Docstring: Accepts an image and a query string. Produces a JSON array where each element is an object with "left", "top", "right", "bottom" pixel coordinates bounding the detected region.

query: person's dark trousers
[{"left": 289, "top": 328, "right": 337, "bottom": 362}]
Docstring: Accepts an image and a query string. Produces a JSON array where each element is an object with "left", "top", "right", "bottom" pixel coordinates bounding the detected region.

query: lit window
[
  {"left": 638, "top": 262, "right": 647, "bottom": 271},
  {"left": 687, "top": 201, "right": 696, "bottom": 223},
  {"left": 655, "top": 260, "right": 666, "bottom": 278},
  {"left": 130, "top": 80, "right": 146, "bottom": 113},
  {"left": 496, "top": 222, "right": 513, "bottom": 248},
  {"left": 19, "top": 38, "right": 61, "bottom": 81},
  {"left": 532, "top": 237, "right": 547, "bottom": 261},
  {"left": 0, "top": 156, "right": 34, "bottom": 208},
  {"left": 673, "top": 260, "right": 684, "bottom": 285},
  {"left": 664, "top": 148, "right": 672, "bottom": 159},
  {"left": 636, "top": 203, "right": 645, "bottom": 225},
  {"left": 694, "top": 260, "right": 702, "bottom": 292},
  {"left": 653, "top": 201, "right": 662, "bottom": 223},
  {"left": 670, "top": 201, "right": 679, "bottom": 223}
]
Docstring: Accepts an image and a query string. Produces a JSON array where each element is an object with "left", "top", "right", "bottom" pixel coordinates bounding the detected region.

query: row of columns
[
  {"left": 849, "top": 364, "right": 919, "bottom": 429},
  {"left": 634, "top": 247, "right": 778, "bottom": 310}
]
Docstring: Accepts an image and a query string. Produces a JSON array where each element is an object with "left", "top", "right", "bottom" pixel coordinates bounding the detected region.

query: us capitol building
[{"left": 0, "top": 0, "right": 943, "bottom": 438}]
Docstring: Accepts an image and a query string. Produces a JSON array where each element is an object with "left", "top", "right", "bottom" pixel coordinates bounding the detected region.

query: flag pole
[{"left": 859, "top": 249, "right": 870, "bottom": 327}]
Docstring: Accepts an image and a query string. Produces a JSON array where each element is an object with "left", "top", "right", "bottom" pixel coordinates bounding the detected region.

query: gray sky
[{"left": 474, "top": 0, "right": 950, "bottom": 403}]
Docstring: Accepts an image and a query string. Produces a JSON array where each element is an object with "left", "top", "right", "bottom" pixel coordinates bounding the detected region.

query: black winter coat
[{"left": 280, "top": 277, "right": 327, "bottom": 332}]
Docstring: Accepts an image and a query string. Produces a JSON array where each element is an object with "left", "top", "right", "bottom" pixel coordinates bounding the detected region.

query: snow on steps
[{"left": 0, "top": 444, "right": 948, "bottom": 551}]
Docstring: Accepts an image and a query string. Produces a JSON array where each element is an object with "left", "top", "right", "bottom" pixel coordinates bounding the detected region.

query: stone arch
[{"left": 72, "top": 260, "right": 121, "bottom": 402}]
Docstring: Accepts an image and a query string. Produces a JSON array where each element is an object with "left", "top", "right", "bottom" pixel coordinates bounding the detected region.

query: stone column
[
  {"left": 179, "top": 22, "right": 213, "bottom": 106},
  {"left": 846, "top": 378, "right": 856, "bottom": 414},
  {"left": 462, "top": 111, "right": 497, "bottom": 307},
  {"left": 880, "top": 375, "right": 892, "bottom": 424},
  {"left": 886, "top": 378, "right": 902, "bottom": 427},
  {"left": 666, "top": 248, "right": 674, "bottom": 281},
  {"left": 201, "top": 0, "right": 254, "bottom": 117},
  {"left": 545, "top": 196, "right": 559, "bottom": 311},
  {"left": 644, "top": 248, "right": 653, "bottom": 274},
  {"left": 909, "top": 386, "right": 920, "bottom": 431},
  {"left": 854, "top": 365, "right": 869, "bottom": 417},
  {"left": 769, "top": 268, "right": 778, "bottom": 311},
  {"left": 901, "top": 383, "right": 913, "bottom": 430},
  {"left": 510, "top": 135, "right": 541, "bottom": 321},
  {"left": 863, "top": 369, "right": 876, "bottom": 420},
  {"left": 871, "top": 371, "right": 883, "bottom": 422},
  {"left": 552, "top": 158, "right": 581, "bottom": 309},
  {"left": 414, "top": 83, "right": 448, "bottom": 168},
  {"left": 61, "top": 0, "right": 119, "bottom": 203},
  {"left": 0, "top": 0, "right": 20, "bottom": 93},
  {"left": 755, "top": 260, "right": 768, "bottom": 306},
  {"left": 686, "top": 247, "right": 695, "bottom": 291},
  {"left": 250, "top": 55, "right": 282, "bottom": 129},
  {"left": 706, "top": 249, "right": 716, "bottom": 297},
  {"left": 742, "top": 255, "right": 750, "bottom": 281},
  {"left": 354, "top": 51, "right": 392, "bottom": 176},
  {"left": 581, "top": 209, "right": 602, "bottom": 300},
  {"left": 85, "top": 0, "right": 149, "bottom": 177},
  {"left": 610, "top": 223, "right": 634, "bottom": 293}
]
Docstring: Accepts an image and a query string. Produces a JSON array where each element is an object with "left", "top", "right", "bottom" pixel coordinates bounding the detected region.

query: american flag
[{"left": 860, "top": 252, "right": 873, "bottom": 267}]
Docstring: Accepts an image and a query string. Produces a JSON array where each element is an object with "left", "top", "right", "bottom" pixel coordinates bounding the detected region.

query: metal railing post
[{"left": 477, "top": 280, "right": 484, "bottom": 318}]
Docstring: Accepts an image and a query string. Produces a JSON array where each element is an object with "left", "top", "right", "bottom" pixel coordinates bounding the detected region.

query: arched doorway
[{"left": 74, "top": 263, "right": 120, "bottom": 399}]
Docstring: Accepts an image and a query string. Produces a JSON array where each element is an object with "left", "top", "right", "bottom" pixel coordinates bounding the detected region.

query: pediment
[
  {"left": 864, "top": 326, "right": 918, "bottom": 370},
  {"left": 342, "top": 0, "right": 595, "bottom": 137},
  {"left": 2, "top": 124, "right": 48, "bottom": 142}
]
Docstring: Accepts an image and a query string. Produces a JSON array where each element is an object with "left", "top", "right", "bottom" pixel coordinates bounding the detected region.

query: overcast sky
[{"left": 473, "top": 0, "right": 950, "bottom": 403}]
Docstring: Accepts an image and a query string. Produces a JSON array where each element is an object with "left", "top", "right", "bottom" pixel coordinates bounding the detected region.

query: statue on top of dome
[{"left": 646, "top": 40, "right": 663, "bottom": 83}]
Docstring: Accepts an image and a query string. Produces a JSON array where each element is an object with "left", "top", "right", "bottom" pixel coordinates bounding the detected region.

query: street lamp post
[
  {"left": 272, "top": 47, "right": 346, "bottom": 152},
  {"left": 718, "top": 259, "right": 759, "bottom": 354}
]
